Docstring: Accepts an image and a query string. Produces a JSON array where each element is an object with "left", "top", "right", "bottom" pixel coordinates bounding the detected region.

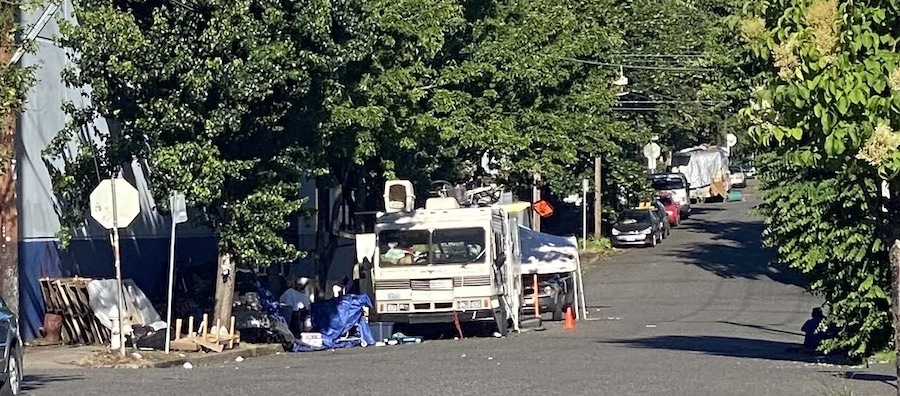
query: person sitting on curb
[{"left": 801, "top": 307, "right": 838, "bottom": 353}]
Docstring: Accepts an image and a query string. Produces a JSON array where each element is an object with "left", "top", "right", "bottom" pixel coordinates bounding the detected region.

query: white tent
[
  {"left": 517, "top": 226, "right": 588, "bottom": 319},
  {"left": 518, "top": 226, "right": 579, "bottom": 274}
]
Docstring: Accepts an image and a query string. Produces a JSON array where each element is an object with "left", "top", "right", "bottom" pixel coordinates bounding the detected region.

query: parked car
[
  {"left": 649, "top": 172, "right": 691, "bottom": 218},
  {"left": 743, "top": 160, "right": 757, "bottom": 178},
  {"left": 0, "top": 296, "right": 22, "bottom": 396},
  {"left": 729, "top": 165, "right": 747, "bottom": 188},
  {"left": 658, "top": 193, "right": 681, "bottom": 227},
  {"left": 611, "top": 209, "right": 663, "bottom": 248},
  {"left": 523, "top": 273, "right": 574, "bottom": 321}
]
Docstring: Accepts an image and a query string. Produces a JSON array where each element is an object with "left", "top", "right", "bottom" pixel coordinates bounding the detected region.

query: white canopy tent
[{"left": 517, "top": 226, "right": 587, "bottom": 319}]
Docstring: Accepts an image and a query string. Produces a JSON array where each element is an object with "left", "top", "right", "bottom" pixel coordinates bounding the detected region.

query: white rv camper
[{"left": 355, "top": 181, "right": 524, "bottom": 335}]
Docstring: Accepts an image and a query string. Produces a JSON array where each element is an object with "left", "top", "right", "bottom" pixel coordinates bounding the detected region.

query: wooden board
[{"left": 169, "top": 338, "right": 201, "bottom": 352}]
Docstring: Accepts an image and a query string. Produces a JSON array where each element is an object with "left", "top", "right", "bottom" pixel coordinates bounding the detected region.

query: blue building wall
[{"left": 18, "top": 236, "right": 218, "bottom": 340}]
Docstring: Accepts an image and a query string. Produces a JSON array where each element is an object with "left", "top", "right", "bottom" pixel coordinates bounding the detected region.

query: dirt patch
[
  {"left": 73, "top": 344, "right": 267, "bottom": 368},
  {"left": 580, "top": 249, "right": 622, "bottom": 270},
  {"left": 74, "top": 350, "right": 178, "bottom": 368}
]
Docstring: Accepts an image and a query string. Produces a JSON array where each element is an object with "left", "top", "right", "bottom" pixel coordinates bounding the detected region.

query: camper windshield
[{"left": 378, "top": 228, "right": 486, "bottom": 267}]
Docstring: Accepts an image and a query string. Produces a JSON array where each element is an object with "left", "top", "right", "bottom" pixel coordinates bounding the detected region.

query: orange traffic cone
[{"left": 564, "top": 306, "right": 576, "bottom": 330}]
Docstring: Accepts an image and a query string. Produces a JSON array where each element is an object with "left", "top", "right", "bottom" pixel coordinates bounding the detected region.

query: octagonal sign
[{"left": 90, "top": 178, "right": 141, "bottom": 229}]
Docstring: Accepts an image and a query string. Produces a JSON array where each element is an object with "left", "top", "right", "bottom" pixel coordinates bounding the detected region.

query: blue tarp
[{"left": 304, "top": 294, "right": 375, "bottom": 350}]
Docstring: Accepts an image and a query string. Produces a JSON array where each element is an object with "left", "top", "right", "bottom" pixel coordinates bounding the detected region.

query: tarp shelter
[
  {"left": 307, "top": 294, "right": 375, "bottom": 350},
  {"left": 518, "top": 226, "right": 578, "bottom": 274},
  {"left": 516, "top": 226, "right": 587, "bottom": 319}
]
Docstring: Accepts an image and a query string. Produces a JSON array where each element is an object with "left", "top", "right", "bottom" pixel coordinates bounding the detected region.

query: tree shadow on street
[
  {"left": 671, "top": 216, "right": 807, "bottom": 288},
  {"left": 831, "top": 371, "right": 897, "bottom": 389},
  {"left": 604, "top": 335, "right": 848, "bottom": 365},
  {"left": 21, "top": 373, "right": 85, "bottom": 393}
]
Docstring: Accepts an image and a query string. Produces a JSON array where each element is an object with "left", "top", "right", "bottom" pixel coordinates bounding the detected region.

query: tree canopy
[{"left": 45, "top": 0, "right": 752, "bottom": 281}]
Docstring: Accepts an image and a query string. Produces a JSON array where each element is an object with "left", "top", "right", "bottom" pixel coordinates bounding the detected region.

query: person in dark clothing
[{"left": 801, "top": 308, "right": 827, "bottom": 351}]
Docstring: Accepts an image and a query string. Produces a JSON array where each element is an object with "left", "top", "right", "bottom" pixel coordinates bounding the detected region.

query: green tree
[
  {"left": 48, "top": 0, "right": 329, "bottom": 321},
  {"left": 755, "top": 153, "right": 891, "bottom": 357},
  {"left": 740, "top": 0, "right": 900, "bottom": 376}
]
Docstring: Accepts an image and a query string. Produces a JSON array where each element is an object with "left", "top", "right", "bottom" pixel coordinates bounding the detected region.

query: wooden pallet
[
  {"left": 170, "top": 314, "right": 240, "bottom": 353},
  {"left": 39, "top": 277, "right": 109, "bottom": 345}
]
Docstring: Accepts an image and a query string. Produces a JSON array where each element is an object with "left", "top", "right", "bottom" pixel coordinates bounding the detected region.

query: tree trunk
[
  {"left": 0, "top": 24, "right": 18, "bottom": 314},
  {"left": 890, "top": 240, "right": 900, "bottom": 396},
  {"left": 212, "top": 253, "right": 235, "bottom": 330}
]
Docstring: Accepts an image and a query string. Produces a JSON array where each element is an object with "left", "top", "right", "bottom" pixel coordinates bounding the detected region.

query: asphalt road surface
[{"left": 23, "top": 183, "right": 897, "bottom": 396}]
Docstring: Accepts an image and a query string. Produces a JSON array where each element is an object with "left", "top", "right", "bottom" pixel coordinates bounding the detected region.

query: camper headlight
[
  {"left": 399, "top": 304, "right": 410, "bottom": 311},
  {"left": 470, "top": 300, "right": 482, "bottom": 309},
  {"left": 387, "top": 304, "right": 399, "bottom": 311},
  {"left": 458, "top": 301, "right": 469, "bottom": 309}
]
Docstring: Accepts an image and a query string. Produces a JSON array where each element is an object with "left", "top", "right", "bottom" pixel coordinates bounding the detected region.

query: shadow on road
[
  {"left": 605, "top": 335, "right": 847, "bottom": 364},
  {"left": 21, "top": 373, "right": 85, "bottom": 393},
  {"left": 832, "top": 371, "right": 897, "bottom": 389},
  {"left": 672, "top": 215, "right": 807, "bottom": 288}
]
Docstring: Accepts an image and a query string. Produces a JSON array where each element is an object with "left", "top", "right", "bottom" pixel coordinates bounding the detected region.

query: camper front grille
[
  {"left": 374, "top": 279, "right": 410, "bottom": 289},
  {"left": 454, "top": 275, "right": 491, "bottom": 287},
  {"left": 410, "top": 279, "right": 454, "bottom": 291},
  {"left": 376, "top": 275, "right": 492, "bottom": 291}
]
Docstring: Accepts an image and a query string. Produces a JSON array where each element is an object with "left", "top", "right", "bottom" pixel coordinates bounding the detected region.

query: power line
[
  {"left": 608, "top": 54, "right": 707, "bottom": 58},
  {"left": 616, "top": 100, "right": 724, "bottom": 105},
  {"left": 559, "top": 57, "right": 715, "bottom": 72}
]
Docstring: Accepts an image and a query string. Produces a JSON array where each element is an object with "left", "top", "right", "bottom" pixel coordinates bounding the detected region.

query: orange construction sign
[{"left": 532, "top": 199, "right": 555, "bottom": 217}]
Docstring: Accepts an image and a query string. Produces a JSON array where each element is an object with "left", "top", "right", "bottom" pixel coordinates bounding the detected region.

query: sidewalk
[{"left": 25, "top": 343, "right": 284, "bottom": 370}]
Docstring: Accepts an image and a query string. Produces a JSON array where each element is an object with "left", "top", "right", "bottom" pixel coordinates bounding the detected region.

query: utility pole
[
  {"left": 532, "top": 173, "right": 541, "bottom": 232},
  {"left": 593, "top": 157, "right": 602, "bottom": 238},
  {"left": 0, "top": 3, "right": 19, "bottom": 313}
]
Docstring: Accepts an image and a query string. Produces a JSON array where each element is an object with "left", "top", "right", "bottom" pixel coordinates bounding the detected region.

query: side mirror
[{"left": 494, "top": 253, "right": 507, "bottom": 266}]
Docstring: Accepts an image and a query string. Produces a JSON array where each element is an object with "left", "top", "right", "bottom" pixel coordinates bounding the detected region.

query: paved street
[{"left": 21, "top": 184, "right": 896, "bottom": 396}]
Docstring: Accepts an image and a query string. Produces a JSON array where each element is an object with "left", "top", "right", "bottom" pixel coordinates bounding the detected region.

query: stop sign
[{"left": 89, "top": 178, "right": 140, "bottom": 229}]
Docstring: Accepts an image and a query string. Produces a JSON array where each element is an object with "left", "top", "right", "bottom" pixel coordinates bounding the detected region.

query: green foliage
[
  {"left": 610, "top": 0, "right": 749, "bottom": 154},
  {"left": 48, "top": 0, "right": 315, "bottom": 266},
  {"left": 0, "top": 0, "right": 36, "bottom": 174},
  {"left": 741, "top": 0, "right": 900, "bottom": 357},
  {"left": 581, "top": 236, "right": 613, "bottom": 254},
  {"left": 742, "top": 0, "right": 900, "bottom": 175},
  {"left": 756, "top": 153, "right": 890, "bottom": 357}
]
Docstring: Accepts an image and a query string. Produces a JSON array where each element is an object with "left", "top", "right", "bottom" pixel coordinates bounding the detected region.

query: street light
[{"left": 613, "top": 65, "right": 629, "bottom": 97}]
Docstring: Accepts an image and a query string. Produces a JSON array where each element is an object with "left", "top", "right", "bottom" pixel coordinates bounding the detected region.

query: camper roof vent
[
  {"left": 384, "top": 180, "right": 415, "bottom": 213},
  {"left": 425, "top": 197, "right": 460, "bottom": 210}
]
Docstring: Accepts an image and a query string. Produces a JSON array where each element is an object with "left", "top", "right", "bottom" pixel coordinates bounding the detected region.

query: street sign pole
[
  {"left": 90, "top": 177, "right": 140, "bottom": 358},
  {"left": 110, "top": 176, "right": 126, "bottom": 357},
  {"left": 582, "top": 179, "right": 588, "bottom": 250},
  {"left": 164, "top": 192, "right": 187, "bottom": 354}
]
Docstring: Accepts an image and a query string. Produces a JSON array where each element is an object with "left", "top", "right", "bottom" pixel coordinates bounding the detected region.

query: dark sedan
[
  {"left": 0, "top": 297, "right": 22, "bottom": 396},
  {"left": 611, "top": 209, "right": 663, "bottom": 248}
]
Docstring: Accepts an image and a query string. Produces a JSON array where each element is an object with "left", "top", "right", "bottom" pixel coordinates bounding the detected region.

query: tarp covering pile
[
  {"left": 518, "top": 226, "right": 579, "bottom": 274},
  {"left": 289, "top": 294, "right": 375, "bottom": 352},
  {"left": 675, "top": 147, "right": 728, "bottom": 189},
  {"left": 87, "top": 279, "right": 163, "bottom": 333}
]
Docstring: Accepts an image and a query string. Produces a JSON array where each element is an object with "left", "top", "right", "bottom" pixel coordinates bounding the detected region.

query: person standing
[{"left": 279, "top": 277, "right": 312, "bottom": 336}]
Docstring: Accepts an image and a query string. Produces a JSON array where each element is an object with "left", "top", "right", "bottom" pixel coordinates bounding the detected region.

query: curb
[{"left": 127, "top": 344, "right": 284, "bottom": 369}]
